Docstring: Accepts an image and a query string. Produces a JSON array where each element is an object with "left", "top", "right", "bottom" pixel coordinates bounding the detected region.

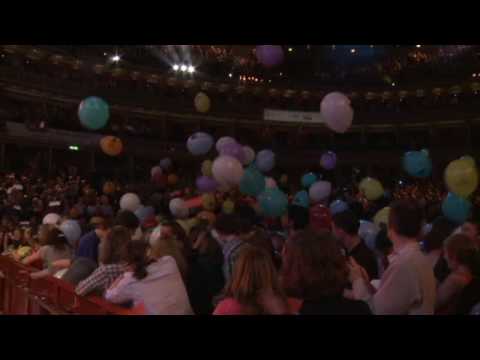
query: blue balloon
[
  {"left": 78, "top": 96, "right": 110, "bottom": 130},
  {"left": 442, "top": 193, "right": 472, "bottom": 224},
  {"left": 240, "top": 166, "right": 266, "bottom": 197},
  {"left": 301, "top": 172, "right": 318, "bottom": 188},
  {"left": 403, "top": 149, "right": 432, "bottom": 178},
  {"left": 255, "top": 149, "right": 275, "bottom": 173},
  {"left": 187, "top": 132, "right": 214, "bottom": 156},
  {"left": 329, "top": 199, "right": 349, "bottom": 215},
  {"left": 293, "top": 190, "right": 310, "bottom": 208},
  {"left": 135, "top": 206, "right": 155, "bottom": 224},
  {"left": 258, "top": 188, "right": 288, "bottom": 218},
  {"left": 59, "top": 220, "right": 82, "bottom": 247},
  {"left": 358, "top": 220, "right": 380, "bottom": 251}
]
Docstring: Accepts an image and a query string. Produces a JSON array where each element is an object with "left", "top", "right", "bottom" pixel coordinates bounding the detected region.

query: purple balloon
[
  {"left": 196, "top": 176, "right": 219, "bottom": 193},
  {"left": 256, "top": 45, "right": 284, "bottom": 68},
  {"left": 220, "top": 142, "right": 245, "bottom": 164},
  {"left": 320, "top": 151, "right": 337, "bottom": 170},
  {"left": 256, "top": 149, "right": 276, "bottom": 173}
]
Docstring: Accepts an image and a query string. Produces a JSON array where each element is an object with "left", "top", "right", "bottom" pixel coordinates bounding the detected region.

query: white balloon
[
  {"left": 120, "top": 193, "right": 141, "bottom": 212},
  {"left": 321, "top": 92, "right": 353, "bottom": 134},
  {"left": 59, "top": 220, "right": 82, "bottom": 246},
  {"left": 43, "top": 213, "right": 61, "bottom": 225},
  {"left": 242, "top": 146, "right": 256, "bottom": 165},
  {"left": 309, "top": 181, "right": 332, "bottom": 203},
  {"left": 212, "top": 155, "right": 244, "bottom": 188},
  {"left": 169, "top": 198, "right": 188, "bottom": 219}
]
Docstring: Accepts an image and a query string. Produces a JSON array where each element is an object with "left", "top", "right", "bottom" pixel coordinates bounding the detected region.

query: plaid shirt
[
  {"left": 222, "top": 237, "right": 246, "bottom": 283},
  {"left": 75, "top": 264, "right": 127, "bottom": 297}
]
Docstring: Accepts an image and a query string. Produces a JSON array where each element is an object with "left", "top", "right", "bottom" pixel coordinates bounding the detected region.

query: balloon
[
  {"left": 194, "top": 92, "right": 211, "bottom": 113},
  {"left": 293, "top": 190, "right": 310, "bottom": 208},
  {"left": 359, "top": 177, "right": 384, "bottom": 201},
  {"left": 43, "top": 213, "right": 60, "bottom": 225},
  {"left": 216, "top": 137, "right": 236, "bottom": 153},
  {"left": 258, "top": 188, "right": 288, "bottom": 218},
  {"left": 358, "top": 220, "right": 380, "bottom": 251},
  {"left": 152, "top": 172, "right": 167, "bottom": 187},
  {"left": 223, "top": 200, "right": 235, "bottom": 214},
  {"left": 320, "top": 151, "right": 337, "bottom": 170},
  {"left": 309, "top": 204, "right": 332, "bottom": 233},
  {"left": 100, "top": 136, "right": 123, "bottom": 157},
  {"left": 59, "top": 220, "right": 82, "bottom": 246},
  {"left": 196, "top": 176, "right": 218, "bottom": 193},
  {"left": 445, "top": 156, "right": 479, "bottom": 198},
  {"left": 78, "top": 96, "right": 109, "bottom": 130},
  {"left": 202, "top": 194, "right": 216, "bottom": 211},
  {"left": 169, "top": 198, "right": 188, "bottom": 219},
  {"left": 256, "top": 45, "right": 284, "bottom": 68},
  {"left": 151, "top": 166, "right": 162, "bottom": 178},
  {"left": 197, "top": 211, "right": 216, "bottom": 226},
  {"left": 422, "top": 223, "right": 433, "bottom": 236},
  {"left": 220, "top": 141, "right": 245, "bottom": 163},
  {"left": 442, "top": 192, "right": 472, "bottom": 224},
  {"left": 374, "top": 206, "right": 391, "bottom": 227},
  {"left": 320, "top": 92, "right": 353, "bottom": 134},
  {"left": 309, "top": 181, "right": 332, "bottom": 203},
  {"left": 239, "top": 166, "right": 266, "bottom": 197},
  {"left": 134, "top": 206, "right": 155, "bottom": 224},
  {"left": 167, "top": 174, "right": 179, "bottom": 186},
  {"left": 159, "top": 157, "right": 172, "bottom": 170},
  {"left": 242, "top": 146, "right": 256, "bottom": 165},
  {"left": 120, "top": 193, "right": 141, "bottom": 212},
  {"left": 201, "top": 160, "right": 213, "bottom": 177},
  {"left": 266, "top": 177, "right": 277, "bottom": 189},
  {"left": 103, "top": 181, "right": 115, "bottom": 195},
  {"left": 301, "top": 172, "right": 318, "bottom": 189},
  {"left": 255, "top": 149, "right": 275, "bottom": 173},
  {"left": 212, "top": 155, "right": 244, "bottom": 188},
  {"left": 280, "top": 174, "right": 288, "bottom": 186},
  {"left": 403, "top": 149, "right": 432, "bottom": 178},
  {"left": 187, "top": 132, "right": 214, "bottom": 156},
  {"left": 329, "top": 200, "right": 349, "bottom": 216}
]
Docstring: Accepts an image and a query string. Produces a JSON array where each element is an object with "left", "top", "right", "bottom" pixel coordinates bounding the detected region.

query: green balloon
[
  {"left": 258, "top": 188, "right": 288, "bottom": 218},
  {"left": 240, "top": 166, "right": 266, "bottom": 197},
  {"left": 78, "top": 96, "right": 110, "bottom": 130}
]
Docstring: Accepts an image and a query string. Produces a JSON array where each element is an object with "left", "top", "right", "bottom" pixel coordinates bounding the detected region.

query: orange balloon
[
  {"left": 100, "top": 136, "right": 123, "bottom": 157},
  {"left": 103, "top": 181, "right": 115, "bottom": 195},
  {"left": 167, "top": 174, "right": 179, "bottom": 186}
]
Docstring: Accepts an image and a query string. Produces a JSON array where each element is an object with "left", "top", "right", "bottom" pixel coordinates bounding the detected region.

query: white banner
[{"left": 263, "top": 109, "right": 324, "bottom": 124}]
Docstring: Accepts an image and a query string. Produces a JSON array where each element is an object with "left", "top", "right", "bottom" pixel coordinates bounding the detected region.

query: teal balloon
[
  {"left": 240, "top": 166, "right": 266, "bottom": 197},
  {"left": 293, "top": 190, "right": 310, "bottom": 208},
  {"left": 301, "top": 172, "right": 318, "bottom": 188},
  {"left": 403, "top": 149, "right": 432, "bottom": 178},
  {"left": 258, "top": 188, "right": 288, "bottom": 218},
  {"left": 78, "top": 97, "right": 110, "bottom": 130},
  {"left": 442, "top": 192, "right": 472, "bottom": 224}
]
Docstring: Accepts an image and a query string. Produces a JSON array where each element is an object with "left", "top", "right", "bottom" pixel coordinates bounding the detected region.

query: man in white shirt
[{"left": 349, "top": 200, "right": 436, "bottom": 315}]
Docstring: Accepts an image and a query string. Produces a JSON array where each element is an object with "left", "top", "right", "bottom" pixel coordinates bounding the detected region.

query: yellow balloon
[
  {"left": 223, "top": 200, "right": 235, "bottom": 214},
  {"left": 201, "top": 160, "right": 213, "bottom": 177},
  {"left": 445, "top": 157, "right": 478, "bottom": 197},
  {"left": 202, "top": 194, "right": 216, "bottom": 211},
  {"left": 359, "top": 177, "right": 384, "bottom": 201},
  {"left": 194, "top": 92, "right": 211, "bottom": 113},
  {"left": 374, "top": 206, "right": 390, "bottom": 227}
]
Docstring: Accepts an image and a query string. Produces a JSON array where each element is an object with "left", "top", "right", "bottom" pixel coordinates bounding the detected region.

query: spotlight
[
  {"left": 416, "top": 45, "right": 422, "bottom": 48},
  {"left": 228, "top": 73, "right": 233, "bottom": 78},
  {"left": 187, "top": 65, "right": 195, "bottom": 73},
  {"left": 288, "top": 47, "right": 293, "bottom": 52},
  {"left": 111, "top": 54, "right": 121, "bottom": 62},
  {"left": 392, "top": 82, "right": 396, "bottom": 87},
  {"left": 173, "top": 64, "right": 179, "bottom": 71},
  {"left": 350, "top": 48, "right": 356, "bottom": 53},
  {"left": 180, "top": 64, "right": 187, "bottom": 72}
]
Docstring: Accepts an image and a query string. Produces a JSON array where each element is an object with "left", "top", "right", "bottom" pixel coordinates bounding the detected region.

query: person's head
[
  {"left": 123, "top": 241, "right": 151, "bottom": 280},
  {"left": 332, "top": 210, "right": 360, "bottom": 247},
  {"left": 461, "top": 208, "right": 480, "bottom": 248},
  {"left": 388, "top": 200, "right": 423, "bottom": 246},
  {"left": 102, "top": 225, "right": 132, "bottom": 265},
  {"left": 281, "top": 230, "right": 349, "bottom": 300},
  {"left": 224, "top": 244, "right": 287, "bottom": 315},
  {"left": 45, "top": 227, "right": 69, "bottom": 251},
  {"left": 444, "top": 233, "right": 480, "bottom": 275},
  {"left": 115, "top": 210, "right": 140, "bottom": 235},
  {"left": 149, "top": 224, "right": 187, "bottom": 279},
  {"left": 422, "top": 216, "right": 457, "bottom": 253}
]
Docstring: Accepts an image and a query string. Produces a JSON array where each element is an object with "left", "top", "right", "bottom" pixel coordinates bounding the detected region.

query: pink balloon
[
  {"left": 212, "top": 155, "right": 244, "bottom": 188},
  {"left": 216, "top": 136, "right": 236, "bottom": 153},
  {"left": 320, "top": 92, "right": 353, "bottom": 134},
  {"left": 256, "top": 45, "right": 284, "bottom": 68},
  {"left": 220, "top": 142, "right": 245, "bottom": 164}
]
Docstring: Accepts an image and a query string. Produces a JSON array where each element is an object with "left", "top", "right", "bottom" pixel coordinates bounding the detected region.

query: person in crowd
[
  {"left": 280, "top": 230, "right": 371, "bottom": 315},
  {"left": 75, "top": 217, "right": 111, "bottom": 264},
  {"left": 23, "top": 228, "right": 73, "bottom": 279},
  {"left": 436, "top": 233, "right": 480, "bottom": 314},
  {"left": 105, "top": 240, "right": 193, "bottom": 315},
  {"left": 186, "top": 222, "right": 225, "bottom": 315},
  {"left": 349, "top": 200, "right": 436, "bottom": 315},
  {"left": 332, "top": 210, "right": 379, "bottom": 280},
  {"left": 114, "top": 210, "right": 142, "bottom": 241},
  {"left": 459, "top": 208, "right": 480, "bottom": 249},
  {"left": 214, "top": 244, "right": 295, "bottom": 315},
  {"left": 75, "top": 226, "right": 131, "bottom": 296},
  {"left": 374, "top": 226, "right": 393, "bottom": 278}
]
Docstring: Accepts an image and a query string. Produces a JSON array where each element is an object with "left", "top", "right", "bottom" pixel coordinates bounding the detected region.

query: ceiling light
[
  {"left": 187, "top": 65, "right": 195, "bottom": 73},
  {"left": 180, "top": 64, "right": 187, "bottom": 72},
  {"left": 473, "top": 73, "right": 477, "bottom": 78},
  {"left": 350, "top": 48, "right": 356, "bottom": 53},
  {"left": 228, "top": 73, "right": 233, "bottom": 78},
  {"left": 392, "top": 82, "right": 396, "bottom": 87},
  {"left": 111, "top": 55, "right": 120, "bottom": 62},
  {"left": 288, "top": 47, "right": 293, "bottom": 52},
  {"left": 173, "top": 64, "right": 179, "bottom": 71},
  {"left": 416, "top": 45, "right": 421, "bottom": 48}
]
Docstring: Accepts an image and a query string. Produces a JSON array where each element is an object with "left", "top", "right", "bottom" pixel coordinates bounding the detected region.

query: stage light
[
  {"left": 288, "top": 47, "right": 293, "bottom": 52},
  {"left": 392, "top": 82, "right": 396, "bottom": 87},
  {"left": 187, "top": 65, "right": 195, "bottom": 73},
  {"left": 103, "top": 52, "right": 107, "bottom": 56},
  {"left": 180, "top": 64, "right": 187, "bottom": 72},
  {"left": 350, "top": 48, "right": 356, "bottom": 53},
  {"left": 416, "top": 45, "right": 422, "bottom": 48},
  {"left": 173, "top": 64, "right": 179, "bottom": 71},
  {"left": 473, "top": 73, "right": 477, "bottom": 78},
  {"left": 228, "top": 73, "right": 233, "bottom": 78},
  {"left": 111, "top": 54, "right": 121, "bottom": 62}
]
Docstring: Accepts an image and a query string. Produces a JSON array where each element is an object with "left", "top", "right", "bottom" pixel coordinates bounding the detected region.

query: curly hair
[{"left": 281, "top": 230, "right": 349, "bottom": 300}]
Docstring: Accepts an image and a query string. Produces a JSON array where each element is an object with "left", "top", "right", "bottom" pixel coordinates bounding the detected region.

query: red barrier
[{"left": 0, "top": 255, "right": 137, "bottom": 315}]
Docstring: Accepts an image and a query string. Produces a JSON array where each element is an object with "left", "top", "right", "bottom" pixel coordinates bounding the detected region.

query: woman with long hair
[{"left": 214, "top": 243, "right": 294, "bottom": 315}]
